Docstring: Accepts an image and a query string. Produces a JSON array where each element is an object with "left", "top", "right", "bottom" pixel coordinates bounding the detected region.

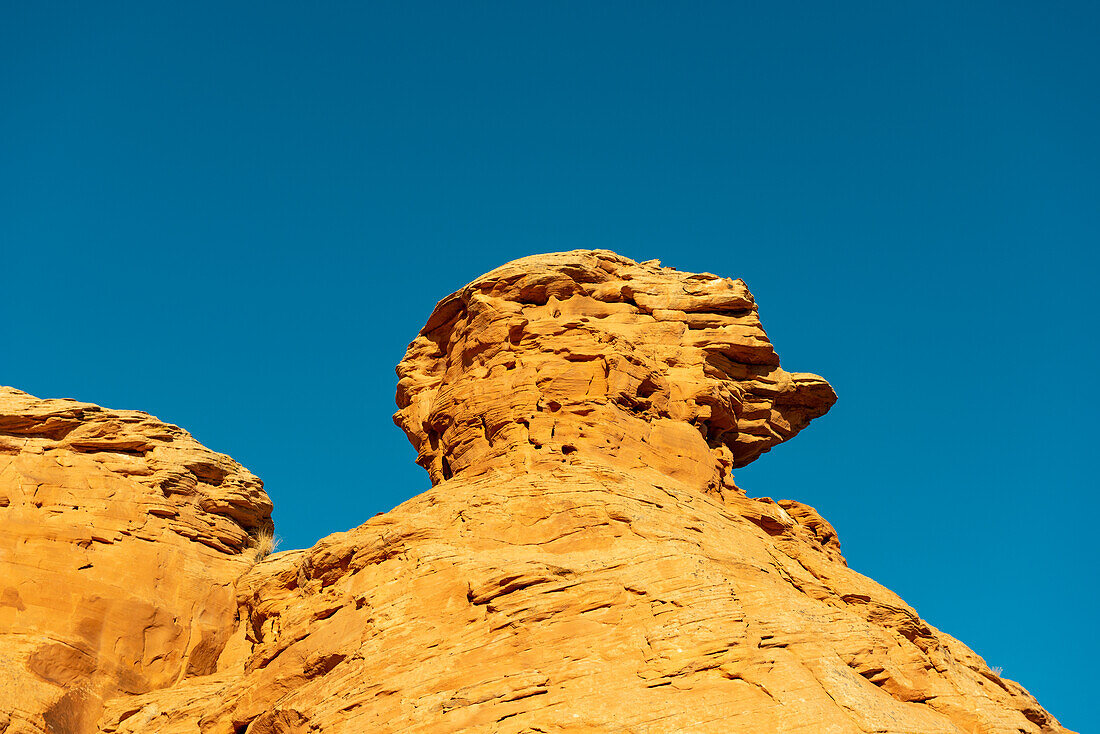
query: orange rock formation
[
  {"left": 0, "top": 250, "right": 1073, "bottom": 733},
  {"left": 0, "top": 388, "right": 272, "bottom": 732}
]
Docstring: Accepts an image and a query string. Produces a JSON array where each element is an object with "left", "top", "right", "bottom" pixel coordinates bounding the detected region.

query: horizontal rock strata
[
  {"left": 98, "top": 469, "right": 1067, "bottom": 733},
  {"left": 0, "top": 388, "right": 272, "bottom": 732},
  {"left": 394, "top": 251, "right": 835, "bottom": 492},
  {"left": 0, "top": 250, "right": 1073, "bottom": 733}
]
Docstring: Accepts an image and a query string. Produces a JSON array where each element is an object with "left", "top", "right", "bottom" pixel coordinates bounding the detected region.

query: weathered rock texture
[
  {"left": 0, "top": 250, "right": 1073, "bottom": 733},
  {"left": 0, "top": 388, "right": 273, "bottom": 732},
  {"left": 394, "top": 251, "right": 835, "bottom": 491}
]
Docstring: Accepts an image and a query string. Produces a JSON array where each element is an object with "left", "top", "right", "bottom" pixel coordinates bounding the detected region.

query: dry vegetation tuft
[{"left": 251, "top": 527, "right": 280, "bottom": 563}]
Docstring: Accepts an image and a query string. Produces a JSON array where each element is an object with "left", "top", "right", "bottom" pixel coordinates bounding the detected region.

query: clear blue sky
[{"left": 3, "top": 2, "right": 1096, "bottom": 728}]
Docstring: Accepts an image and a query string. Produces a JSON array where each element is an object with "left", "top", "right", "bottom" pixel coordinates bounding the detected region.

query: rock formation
[
  {"left": 0, "top": 250, "right": 1073, "bottom": 733},
  {"left": 0, "top": 388, "right": 272, "bottom": 732},
  {"left": 394, "top": 251, "right": 835, "bottom": 492}
]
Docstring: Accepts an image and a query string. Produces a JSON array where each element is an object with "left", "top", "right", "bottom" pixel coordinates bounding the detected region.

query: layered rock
[
  {"left": 0, "top": 250, "right": 1073, "bottom": 733},
  {"left": 394, "top": 251, "right": 836, "bottom": 492},
  {"left": 0, "top": 388, "right": 273, "bottom": 732},
  {"left": 99, "top": 471, "right": 1064, "bottom": 734}
]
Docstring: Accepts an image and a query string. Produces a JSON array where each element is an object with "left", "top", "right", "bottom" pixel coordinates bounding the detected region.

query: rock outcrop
[
  {"left": 0, "top": 389, "right": 273, "bottom": 732},
  {"left": 0, "top": 250, "right": 1073, "bottom": 733},
  {"left": 393, "top": 251, "right": 835, "bottom": 492}
]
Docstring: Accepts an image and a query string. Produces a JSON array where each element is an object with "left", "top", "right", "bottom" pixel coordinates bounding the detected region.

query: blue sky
[{"left": 3, "top": 2, "right": 1097, "bottom": 728}]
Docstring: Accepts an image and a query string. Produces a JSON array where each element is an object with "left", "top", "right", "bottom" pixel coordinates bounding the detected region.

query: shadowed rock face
[{"left": 395, "top": 250, "right": 836, "bottom": 492}]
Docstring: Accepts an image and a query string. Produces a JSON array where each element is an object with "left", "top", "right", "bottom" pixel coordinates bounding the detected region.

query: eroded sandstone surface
[
  {"left": 1, "top": 250, "right": 1073, "bottom": 733},
  {"left": 0, "top": 388, "right": 273, "bottom": 732}
]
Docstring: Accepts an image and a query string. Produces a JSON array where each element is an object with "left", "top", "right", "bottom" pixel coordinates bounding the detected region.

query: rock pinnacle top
[{"left": 395, "top": 249, "right": 836, "bottom": 492}]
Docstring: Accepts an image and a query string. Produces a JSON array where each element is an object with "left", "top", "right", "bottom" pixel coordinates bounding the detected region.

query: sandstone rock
[
  {"left": 0, "top": 388, "right": 272, "bottom": 733},
  {"left": 1, "top": 250, "right": 1073, "bottom": 733},
  {"left": 394, "top": 251, "right": 836, "bottom": 492},
  {"left": 113, "top": 470, "right": 1067, "bottom": 733}
]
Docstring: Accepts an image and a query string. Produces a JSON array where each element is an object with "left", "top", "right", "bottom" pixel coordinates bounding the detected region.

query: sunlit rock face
[
  {"left": 394, "top": 250, "right": 836, "bottom": 492},
  {"left": 0, "top": 252, "right": 1074, "bottom": 734},
  {"left": 0, "top": 387, "right": 272, "bottom": 732}
]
